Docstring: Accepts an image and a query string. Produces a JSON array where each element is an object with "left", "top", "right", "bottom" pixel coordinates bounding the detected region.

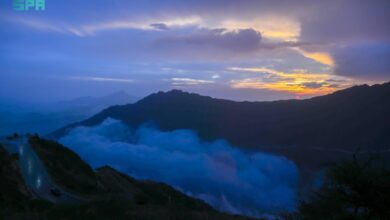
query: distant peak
[
  {"left": 154, "top": 89, "right": 191, "bottom": 96},
  {"left": 167, "top": 89, "right": 188, "bottom": 94},
  {"left": 136, "top": 89, "right": 210, "bottom": 105}
]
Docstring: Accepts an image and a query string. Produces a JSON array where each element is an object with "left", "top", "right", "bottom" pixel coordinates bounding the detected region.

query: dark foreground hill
[
  {"left": 0, "top": 137, "right": 254, "bottom": 220},
  {"left": 3, "top": 137, "right": 389, "bottom": 219},
  {"left": 53, "top": 82, "right": 390, "bottom": 174}
]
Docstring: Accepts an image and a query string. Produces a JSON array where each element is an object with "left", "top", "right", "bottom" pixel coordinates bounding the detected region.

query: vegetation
[
  {"left": 4, "top": 135, "right": 390, "bottom": 219},
  {"left": 43, "top": 195, "right": 254, "bottom": 220},
  {"left": 297, "top": 155, "right": 390, "bottom": 220},
  {"left": 1, "top": 136, "right": 255, "bottom": 220},
  {"left": 41, "top": 166, "right": 254, "bottom": 220},
  {"left": 0, "top": 146, "right": 30, "bottom": 215},
  {"left": 6, "top": 132, "right": 19, "bottom": 140},
  {"left": 29, "top": 135, "right": 102, "bottom": 195},
  {"left": 96, "top": 166, "right": 214, "bottom": 211}
]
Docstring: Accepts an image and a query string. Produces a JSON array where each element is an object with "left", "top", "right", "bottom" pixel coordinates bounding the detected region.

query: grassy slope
[
  {"left": 25, "top": 136, "right": 256, "bottom": 220},
  {"left": 29, "top": 135, "right": 102, "bottom": 195},
  {"left": 44, "top": 166, "right": 254, "bottom": 220}
]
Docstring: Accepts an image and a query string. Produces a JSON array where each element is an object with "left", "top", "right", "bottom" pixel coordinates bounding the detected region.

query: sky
[{"left": 0, "top": 0, "right": 389, "bottom": 102}]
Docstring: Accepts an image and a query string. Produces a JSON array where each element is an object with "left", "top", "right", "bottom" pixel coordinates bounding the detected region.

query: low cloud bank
[{"left": 59, "top": 118, "right": 298, "bottom": 217}]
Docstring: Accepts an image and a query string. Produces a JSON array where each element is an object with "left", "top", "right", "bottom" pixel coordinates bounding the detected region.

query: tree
[{"left": 299, "top": 155, "right": 390, "bottom": 220}]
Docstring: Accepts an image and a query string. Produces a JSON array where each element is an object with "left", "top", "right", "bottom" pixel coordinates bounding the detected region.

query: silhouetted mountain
[{"left": 53, "top": 82, "right": 390, "bottom": 174}]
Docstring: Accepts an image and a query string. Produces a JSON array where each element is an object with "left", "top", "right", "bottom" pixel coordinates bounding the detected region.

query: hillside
[
  {"left": 0, "top": 146, "right": 31, "bottom": 216},
  {"left": 0, "top": 137, "right": 255, "bottom": 220}
]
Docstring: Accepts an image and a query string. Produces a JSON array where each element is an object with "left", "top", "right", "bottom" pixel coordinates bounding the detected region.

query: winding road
[{"left": 1, "top": 136, "right": 85, "bottom": 204}]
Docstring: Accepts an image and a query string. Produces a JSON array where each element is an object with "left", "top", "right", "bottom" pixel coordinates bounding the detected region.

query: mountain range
[{"left": 53, "top": 82, "right": 390, "bottom": 179}]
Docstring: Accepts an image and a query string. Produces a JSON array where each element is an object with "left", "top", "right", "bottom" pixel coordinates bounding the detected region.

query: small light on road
[{"left": 36, "top": 176, "right": 42, "bottom": 188}]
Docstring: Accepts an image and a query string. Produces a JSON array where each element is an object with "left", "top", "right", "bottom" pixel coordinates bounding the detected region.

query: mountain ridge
[
  {"left": 51, "top": 82, "right": 390, "bottom": 174},
  {"left": 53, "top": 82, "right": 390, "bottom": 145}
]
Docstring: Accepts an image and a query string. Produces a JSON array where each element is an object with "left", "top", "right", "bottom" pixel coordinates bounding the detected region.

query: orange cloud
[
  {"left": 231, "top": 80, "right": 337, "bottom": 95},
  {"left": 295, "top": 48, "right": 334, "bottom": 66},
  {"left": 221, "top": 16, "right": 300, "bottom": 42},
  {"left": 229, "top": 67, "right": 349, "bottom": 95}
]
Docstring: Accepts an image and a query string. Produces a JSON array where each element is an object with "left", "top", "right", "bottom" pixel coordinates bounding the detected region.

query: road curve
[{"left": 1, "top": 136, "right": 85, "bottom": 204}]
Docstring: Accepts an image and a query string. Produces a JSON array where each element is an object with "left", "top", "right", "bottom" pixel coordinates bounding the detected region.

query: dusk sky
[{"left": 1, "top": 0, "right": 389, "bottom": 102}]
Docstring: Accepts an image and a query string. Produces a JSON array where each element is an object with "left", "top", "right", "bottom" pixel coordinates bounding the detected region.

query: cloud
[
  {"left": 4, "top": 14, "right": 202, "bottom": 36},
  {"left": 294, "top": 48, "right": 334, "bottom": 67},
  {"left": 151, "top": 27, "right": 314, "bottom": 61},
  {"left": 158, "top": 28, "right": 262, "bottom": 52},
  {"left": 79, "top": 16, "right": 202, "bottom": 35},
  {"left": 5, "top": 15, "right": 306, "bottom": 60},
  {"left": 302, "top": 82, "right": 325, "bottom": 89},
  {"left": 192, "top": 28, "right": 262, "bottom": 51},
  {"left": 2, "top": 16, "right": 84, "bottom": 36},
  {"left": 299, "top": 0, "right": 390, "bottom": 43},
  {"left": 332, "top": 43, "right": 390, "bottom": 80},
  {"left": 156, "top": 27, "right": 313, "bottom": 54},
  {"left": 228, "top": 67, "right": 350, "bottom": 95},
  {"left": 2, "top": 0, "right": 388, "bottom": 102},
  {"left": 230, "top": 79, "right": 339, "bottom": 96},
  {"left": 171, "top": 78, "right": 214, "bottom": 86},
  {"left": 150, "top": 23, "right": 170, "bottom": 30},
  {"left": 221, "top": 16, "right": 301, "bottom": 42},
  {"left": 59, "top": 118, "right": 299, "bottom": 217},
  {"left": 69, "top": 76, "right": 134, "bottom": 83}
]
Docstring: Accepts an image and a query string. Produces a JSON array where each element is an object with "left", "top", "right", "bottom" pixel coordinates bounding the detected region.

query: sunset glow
[
  {"left": 228, "top": 67, "right": 348, "bottom": 95},
  {"left": 1, "top": 0, "right": 388, "bottom": 102}
]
